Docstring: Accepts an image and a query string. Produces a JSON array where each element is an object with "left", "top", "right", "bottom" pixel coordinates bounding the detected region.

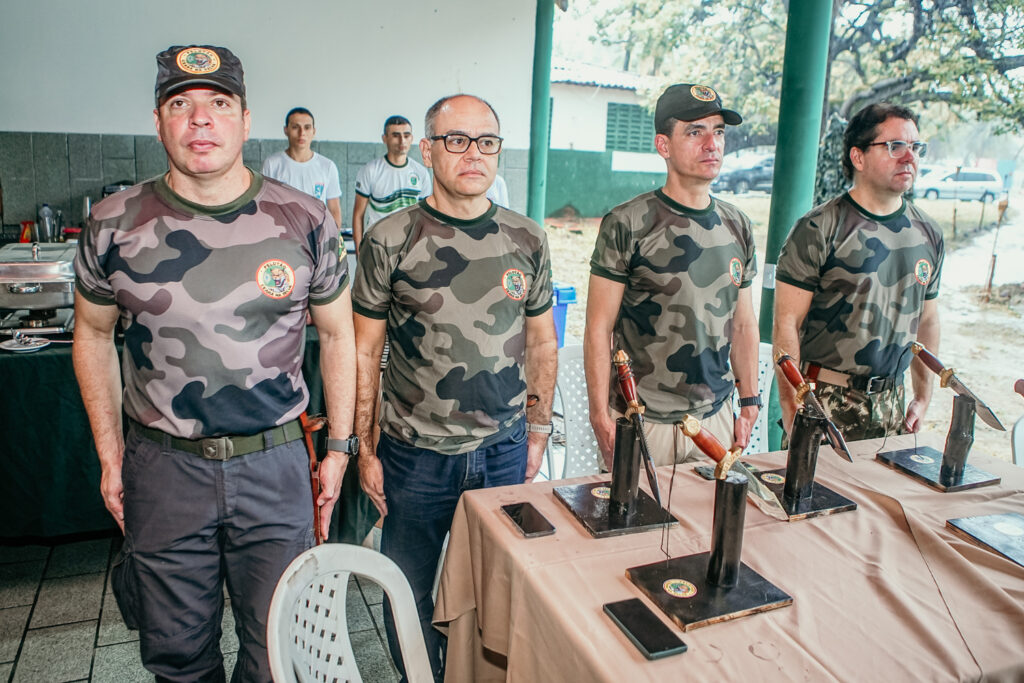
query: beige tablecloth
[{"left": 434, "top": 435, "right": 1024, "bottom": 682}]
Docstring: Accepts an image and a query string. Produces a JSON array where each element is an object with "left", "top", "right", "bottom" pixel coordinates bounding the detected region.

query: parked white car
[{"left": 914, "top": 168, "right": 1003, "bottom": 201}]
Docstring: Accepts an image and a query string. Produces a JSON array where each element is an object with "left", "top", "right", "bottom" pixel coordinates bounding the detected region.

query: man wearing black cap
[
  {"left": 73, "top": 45, "right": 357, "bottom": 681},
  {"left": 585, "top": 83, "right": 761, "bottom": 467}
]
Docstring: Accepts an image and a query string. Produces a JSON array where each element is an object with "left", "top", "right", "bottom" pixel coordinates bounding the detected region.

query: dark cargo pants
[{"left": 114, "top": 426, "right": 313, "bottom": 682}]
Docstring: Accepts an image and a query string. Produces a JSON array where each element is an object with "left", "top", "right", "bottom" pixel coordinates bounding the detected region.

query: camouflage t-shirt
[
  {"left": 352, "top": 200, "right": 553, "bottom": 455},
  {"left": 590, "top": 190, "right": 757, "bottom": 422},
  {"left": 75, "top": 172, "right": 346, "bottom": 439},
  {"left": 776, "top": 193, "right": 944, "bottom": 377}
]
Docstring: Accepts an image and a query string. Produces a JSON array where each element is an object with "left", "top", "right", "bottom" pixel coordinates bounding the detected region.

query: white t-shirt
[
  {"left": 261, "top": 151, "right": 342, "bottom": 202},
  {"left": 354, "top": 156, "right": 432, "bottom": 230}
]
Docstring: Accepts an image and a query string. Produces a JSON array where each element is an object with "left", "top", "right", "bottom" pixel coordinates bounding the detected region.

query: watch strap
[
  {"left": 738, "top": 395, "right": 763, "bottom": 408},
  {"left": 526, "top": 422, "right": 554, "bottom": 434},
  {"left": 326, "top": 435, "right": 359, "bottom": 455}
]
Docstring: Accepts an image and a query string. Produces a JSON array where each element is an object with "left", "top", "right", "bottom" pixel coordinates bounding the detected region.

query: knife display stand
[
  {"left": 554, "top": 418, "right": 676, "bottom": 538},
  {"left": 877, "top": 395, "right": 1000, "bottom": 492},
  {"left": 761, "top": 409, "right": 857, "bottom": 521},
  {"left": 627, "top": 474, "right": 791, "bottom": 630}
]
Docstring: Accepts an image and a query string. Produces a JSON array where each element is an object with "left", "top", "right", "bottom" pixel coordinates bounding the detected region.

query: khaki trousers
[{"left": 610, "top": 406, "right": 735, "bottom": 467}]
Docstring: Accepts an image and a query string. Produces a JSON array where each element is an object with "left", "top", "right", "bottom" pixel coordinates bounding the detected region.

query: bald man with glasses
[{"left": 773, "top": 102, "right": 944, "bottom": 441}]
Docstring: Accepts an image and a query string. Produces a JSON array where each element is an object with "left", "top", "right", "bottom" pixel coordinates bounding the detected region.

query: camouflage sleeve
[
  {"left": 73, "top": 217, "right": 116, "bottom": 305},
  {"left": 741, "top": 214, "right": 758, "bottom": 289},
  {"left": 351, "top": 229, "right": 391, "bottom": 320},
  {"left": 589, "top": 211, "right": 632, "bottom": 283},
  {"left": 526, "top": 230, "right": 554, "bottom": 317},
  {"left": 309, "top": 212, "right": 346, "bottom": 305},
  {"left": 926, "top": 231, "right": 944, "bottom": 300},
  {"left": 776, "top": 215, "right": 827, "bottom": 292}
]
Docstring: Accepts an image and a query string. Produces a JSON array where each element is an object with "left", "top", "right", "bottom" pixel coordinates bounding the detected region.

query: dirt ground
[{"left": 547, "top": 191, "right": 1024, "bottom": 463}]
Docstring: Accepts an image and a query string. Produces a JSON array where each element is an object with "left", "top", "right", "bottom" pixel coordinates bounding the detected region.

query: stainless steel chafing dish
[{"left": 0, "top": 242, "right": 77, "bottom": 310}]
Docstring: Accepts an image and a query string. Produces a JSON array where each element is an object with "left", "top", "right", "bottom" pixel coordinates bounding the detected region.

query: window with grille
[{"left": 605, "top": 103, "right": 655, "bottom": 153}]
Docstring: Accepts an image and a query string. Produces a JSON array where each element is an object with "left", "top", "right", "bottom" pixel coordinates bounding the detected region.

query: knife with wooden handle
[
  {"left": 612, "top": 350, "right": 662, "bottom": 507},
  {"left": 774, "top": 351, "right": 854, "bottom": 462},
  {"left": 911, "top": 342, "right": 1005, "bottom": 431}
]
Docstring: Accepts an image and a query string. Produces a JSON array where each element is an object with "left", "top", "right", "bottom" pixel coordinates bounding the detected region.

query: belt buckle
[
  {"left": 866, "top": 377, "right": 887, "bottom": 394},
  {"left": 200, "top": 436, "right": 234, "bottom": 461}
]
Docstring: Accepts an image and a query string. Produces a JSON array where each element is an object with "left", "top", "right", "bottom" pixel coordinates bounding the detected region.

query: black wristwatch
[
  {"left": 738, "top": 395, "right": 763, "bottom": 409},
  {"left": 327, "top": 434, "right": 360, "bottom": 457}
]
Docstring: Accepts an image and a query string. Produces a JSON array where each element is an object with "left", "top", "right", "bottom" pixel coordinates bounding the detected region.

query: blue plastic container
[{"left": 551, "top": 281, "right": 577, "bottom": 348}]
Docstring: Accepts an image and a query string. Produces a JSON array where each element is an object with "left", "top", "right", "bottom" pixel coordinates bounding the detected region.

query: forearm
[
  {"left": 525, "top": 331, "right": 558, "bottom": 425},
  {"left": 72, "top": 331, "right": 124, "bottom": 469},
  {"left": 353, "top": 326, "right": 385, "bottom": 451},
  {"left": 318, "top": 320, "right": 356, "bottom": 441},
  {"left": 583, "top": 323, "right": 613, "bottom": 420},
  {"left": 730, "top": 317, "right": 759, "bottom": 398},
  {"left": 352, "top": 200, "right": 366, "bottom": 251},
  {"left": 772, "top": 318, "right": 804, "bottom": 425}
]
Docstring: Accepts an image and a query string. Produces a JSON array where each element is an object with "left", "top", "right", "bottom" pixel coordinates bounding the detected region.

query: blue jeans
[{"left": 378, "top": 421, "right": 528, "bottom": 682}]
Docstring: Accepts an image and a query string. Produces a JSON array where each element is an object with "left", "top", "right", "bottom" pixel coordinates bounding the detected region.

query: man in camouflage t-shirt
[
  {"left": 72, "top": 46, "right": 357, "bottom": 682},
  {"left": 586, "top": 83, "right": 762, "bottom": 468},
  {"left": 352, "top": 94, "right": 557, "bottom": 680},
  {"left": 774, "top": 103, "right": 943, "bottom": 440}
]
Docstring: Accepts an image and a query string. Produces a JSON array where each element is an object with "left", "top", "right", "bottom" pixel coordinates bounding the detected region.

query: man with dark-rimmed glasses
[
  {"left": 351, "top": 94, "right": 558, "bottom": 681},
  {"left": 774, "top": 102, "right": 944, "bottom": 441}
]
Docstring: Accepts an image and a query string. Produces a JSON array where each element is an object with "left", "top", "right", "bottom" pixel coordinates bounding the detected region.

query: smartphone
[
  {"left": 500, "top": 502, "right": 556, "bottom": 538},
  {"left": 603, "top": 598, "right": 687, "bottom": 660}
]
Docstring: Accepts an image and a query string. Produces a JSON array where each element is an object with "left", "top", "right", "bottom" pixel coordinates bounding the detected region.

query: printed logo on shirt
[
  {"left": 690, "top": 85, "right": 717, "bottom": 102},
  {"left": 663, "top": 579, "right": 697, "bottom": 599},
  {"left": 729, "top": 257, "right": 743, "bottom": 286},
  {"left": 914, "top": 259, "right": 932, "bottom": 285},
  {"left": 256, "top": 259, "right": 296, "bottom": 299},
  {"left": 314, "top": 183, "right": 325, "bottom": 199},
  {"left": 502, "top": 268, "right": 527, "bottom": 301},
  {"left": 411, "top": 176, "right": 419, "bottom": 186},
  {"left": 176, "top": 47, "right": 220, "bottom": 74}
]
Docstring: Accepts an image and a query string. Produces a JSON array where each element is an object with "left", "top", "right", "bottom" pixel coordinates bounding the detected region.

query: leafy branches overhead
[{"left": 588, "top": 0, "right": 1024, "bottom": 137}]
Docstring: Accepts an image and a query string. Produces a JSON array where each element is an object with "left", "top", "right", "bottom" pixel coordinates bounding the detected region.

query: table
[
  {"left": 434, "top": 435, "right": 1024, "bottom": 682},
  {"left": 0, "top": 329, "right": 378, "bottom": 541}
]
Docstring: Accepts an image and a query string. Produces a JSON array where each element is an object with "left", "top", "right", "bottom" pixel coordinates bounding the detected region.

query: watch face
[{"left": 349, "top": 436, "right": 360, "bottom": 457}]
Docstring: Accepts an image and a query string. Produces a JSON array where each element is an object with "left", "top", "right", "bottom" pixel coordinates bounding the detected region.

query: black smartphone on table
[
  {"left": 603, "top": 598, "right": 688, "bottom": 660},
  {"left": 500, "top": 502, "right": 556, "bottom": 538}
]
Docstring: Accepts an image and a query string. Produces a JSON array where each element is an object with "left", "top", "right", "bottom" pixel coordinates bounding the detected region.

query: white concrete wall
[
  {"left": 0, "top": 0, "right": 537, "bottom": 146},
  {"left": 549, "top": 82, "right": 641, "bottom": 152}
]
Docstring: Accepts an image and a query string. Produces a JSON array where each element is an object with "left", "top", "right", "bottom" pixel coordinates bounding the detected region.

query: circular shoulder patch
[
  {"left": 761, "top": 472, "right": 785, "bottom": 485},
  {"left": 914, "top": 259, "right": 932, "bottom": 286},
  {"left": 690, "top": 85, "right": 717, "bottom": 102},
  {"left": 591, "top": 486, "right": 611, "bottom": 500},
  {"left": 177, "top": 47, "right": 221, "bottom": 74},
  {"left": 729, "top": 257, "right": 743, "bottom": 286},
  {"left": 909, "top": 453, "right": 934, "bottom": 464},
  {"left": 256, "top": 260, "right": 296, "bottom": 299},
  {"left": 663, "top": 578, "right": 698, "bottom": 599},
  {"left": 502, "top": 268, "right": 527, "bottom": 301}
]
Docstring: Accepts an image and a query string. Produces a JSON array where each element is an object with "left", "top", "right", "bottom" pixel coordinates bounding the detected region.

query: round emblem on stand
[
  {"left": 591, "top": 486, "right": 611, "bottom": 499},
  {"left": 663, "top": 578, "right": 698, "bottom": 598},
  {"left": 909, "top": 453, "right": 934, "bottom": 464},
  {"left": 761, "top": 473, "right": 785, "bottom": 485},
  {"left": 176, "top": 47, "right": 221, "bottom": 74},
  {"left": 729, "top": 257, "right": 743, "bottom": 286},
  {"left": 690, "top": 85, "right": 717, "bottom": 102},
  {"left": 256, "top": 259, "right": 296, "bottom": 299},
  {"left": 993, "top": 521, "right": 1024, "bottom": 537},
  {"left": 914, "top": 259, "right": 932, "bottom": 285},
  {"left": 501, "top": 268, "right": 527, "bottom": 300}
]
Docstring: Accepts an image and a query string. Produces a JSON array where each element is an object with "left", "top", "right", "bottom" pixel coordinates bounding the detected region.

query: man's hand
[
  {"left": 100, "top": 459, "right": 125, "bottom": 532},
  {"left": 591, "top": 411, "right": 616, "bottom": 471},
  {"left": 904, "top": 397, "right": 928, "bottom": 433},
  {"left": 732, "top": 405, "right": 759, "bottom": 451},
  {"left": 358, "top": 453, "right": 387, "bottom": 517},
  {"left": 525, "top": 432, "right": 548, "bottom": 482},
  {"left": 316, "top": 451, "right": 349, "bottom": 540}
]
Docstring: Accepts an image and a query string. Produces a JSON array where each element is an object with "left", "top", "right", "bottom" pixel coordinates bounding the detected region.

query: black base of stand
[
  {"left": 757, "top": 468, "right": 857, "bottom": 521},
  {"left": 946, "top": 513, "right": 1024, "bottom": 567},
  {"left": 626, "top": 552, "right": 791, "bottom": 631},
  {"left": 876, "top": 446, "right": 1000, "bottom": 492},
  {"left": 553, "top": 481, "right": 677, "bottom": 538}
]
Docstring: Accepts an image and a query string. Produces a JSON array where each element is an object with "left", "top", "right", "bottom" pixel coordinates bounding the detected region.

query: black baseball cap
[
  {"left": 155, "top": 45, "right": 246, "bottom": 105},
  {"left": 655, "top": 84, "right": 742, "bottom": 131}
]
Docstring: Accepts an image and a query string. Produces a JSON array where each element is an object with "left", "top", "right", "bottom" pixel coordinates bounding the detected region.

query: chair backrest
[
  {"left": 267, "top": 544, "right": 432, "bottom": 683},
  {"left": 736, "top": 342, "right": 776, "bottom": 454},
  {"left": 557, "top": 345, "right": 603, "bottom": 478},
  {"left": 1013, "top": 415, "right": 1024, "bottom": 467}
]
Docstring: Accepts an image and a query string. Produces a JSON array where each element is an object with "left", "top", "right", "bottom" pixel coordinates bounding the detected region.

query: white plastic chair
[
  {"left": 553, "top": 344, "right": 603, "bottom": 479},
  {"left": 734, "top": 342, "right": 776, "bottom": 454},
  {"left": 267, "top": 544, "right": 431, "bottom": 683}
]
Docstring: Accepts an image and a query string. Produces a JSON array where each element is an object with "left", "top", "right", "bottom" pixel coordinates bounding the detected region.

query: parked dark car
[{"left": 713, "top": 156, "right": 774, "bottom": 194}]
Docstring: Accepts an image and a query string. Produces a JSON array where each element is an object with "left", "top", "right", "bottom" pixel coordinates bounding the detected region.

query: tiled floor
[{"left": 0, "top": 537, "right": 399, "bottom": 682}]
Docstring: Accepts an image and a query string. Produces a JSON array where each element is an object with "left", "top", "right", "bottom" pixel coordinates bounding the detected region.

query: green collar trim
[
  {"left": 655, "top": 189, "right": 715, "bottom": 216},
  {"left": 844, "top": 192, "right": 906, "bottom": 222},
  {"left": 419, "top": 198, "right": 497, "bottom": 227},
  {"left": 385, "top": 156, "right": 409, "bottom": 169},
  {"left": 155, "top": 169, "right": 263, "bottom": 217}
]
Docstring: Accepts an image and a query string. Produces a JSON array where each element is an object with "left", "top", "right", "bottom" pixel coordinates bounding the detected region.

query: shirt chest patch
[
  {"left": 914, "top": 259, "right": 933, "bottom": 285},
  {"left": 502, "top": 268, "right": 527, "bottom": 300},
  {"left": 256, "top": 259, "right": 296, "bottom": 299},
  {"left": 729, "top": 257, "right": 743, "bottom": 286}
]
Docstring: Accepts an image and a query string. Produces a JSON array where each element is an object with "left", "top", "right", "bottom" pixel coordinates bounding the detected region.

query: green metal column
[
  {"left": 760, "top": 0, "right": 833, "bottom": 446},
  {"left": 527, "top": 0, "right": 554, "bottom": 225}
]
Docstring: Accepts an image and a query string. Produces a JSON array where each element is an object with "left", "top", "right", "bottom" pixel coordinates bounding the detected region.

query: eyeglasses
[
  {"left": 865, "top": 140, "right": 928, "bottom": 159},
  {"left": 430, "top": 133, "right": 503, "bottom": 155}
]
